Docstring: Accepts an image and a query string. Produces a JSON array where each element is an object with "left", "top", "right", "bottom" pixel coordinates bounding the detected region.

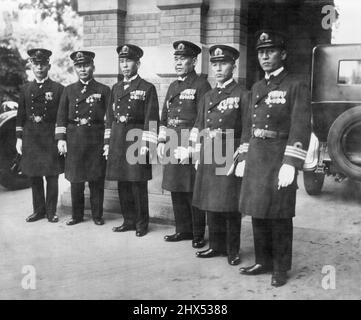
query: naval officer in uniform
[
  {"left": 55, "top": 51, "right": 110, "bottom": 226},
  {"left": 191, "top": 45, "right": 249, "bottom": 266},
  {"left": 16, "top": 48, "right": 64, "bottom": 223},
  {"left": 158, "top": 40, "right": 211, "bottom": 248},
  {"left": 236, "top": 30, "right": 311, "bottom": 286},
  {"left": 104, "top": 44, "right": 159, "bottom": 237}
]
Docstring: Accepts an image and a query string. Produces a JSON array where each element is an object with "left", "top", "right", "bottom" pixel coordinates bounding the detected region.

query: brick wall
[
  {"left": 83, "top": 11, "right": 126, "bottom": 47},
  {"left": 125, "top": 13, "right": 160, "bottom": 47}
]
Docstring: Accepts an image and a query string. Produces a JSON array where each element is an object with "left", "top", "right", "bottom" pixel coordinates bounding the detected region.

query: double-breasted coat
[
  {"left": 238, "top": 70, "right": 311, "bottom": 219},
  {"left": 105, "top": 75, "right": 159, "bottom": 181},
  {"left": 159, "top": 70, "right": 211, "bottom": 192},
  {"left": 192, "top": 80, "right": 249, "bottom": 212},
  {"left": 55, "top": 79, "right": 110, "bottom": 183},
  {"left": 16, "top": 78, "right": 64, "bottom": 177}
]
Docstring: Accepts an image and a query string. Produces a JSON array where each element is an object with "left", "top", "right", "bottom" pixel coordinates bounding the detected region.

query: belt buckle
[
  {"left": 118, "top": 115, "right": 127, "bottom": 123},
  {"left": 33, "top": 115, "right": 43, "bottom": 123},
  {"left": 168, "top": 118, "right": 177, "bottom": 127},
  {"left": 79, "top": 118, "right": 88, "bottom": 125},
  {"left": 254, "top": 128, "right": 265, "bottom": 139}
]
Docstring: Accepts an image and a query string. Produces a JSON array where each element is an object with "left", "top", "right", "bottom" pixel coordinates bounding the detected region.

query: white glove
[
  {"left": 16, "top": 138, "right": 22, "bottom": 155},
  {"left": 58, "top": 140, "right": 67, "bottom": 156},
  {"left": 157, "top": 143, "right": 165, "bottom": 159},
  {"left": 278, "top": 164, "right": 295, "bottom": 189},
  {"left": 103, "top": 144, "right": 109, "bottom": 160},
  {"left": 235, "top": 160, "right": 245, "bottom": 177},
  {"left": 174, "top": 146, "right": 190, "bottom": 163}
]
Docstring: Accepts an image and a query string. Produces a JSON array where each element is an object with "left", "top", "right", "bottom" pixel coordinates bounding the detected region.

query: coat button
[
  {"left": 265, "top": 125, "right": 268, "bottom": 128},
  {"left": 256, "top": 95, "right": 259, "bottom": 98},
  {"left": 219, "top": 119, "right": 222, "bottom": 122},
  {"left": 117, "top": 106, "right": 120, "bottom": 109},
  {"left": 129, "top": 99, "right": 131, "bottom": 102},
  {"left": 128, "top": 106, "right": 130, "bottom": 109},
  {"left": 252, "top": 124, "right": 256, "bottom": 127},
  {"left": 254, "top": 104, "right": 258, "bottom": 108},
  {"left": 210, "top": 102, "right": 212, "bottom": 105},
  {"left": 90, "top": 110, "right": 92, "bottom": 113},
  {"left": 269, "top": 105, "right": 272, "bottom": 108},
  {"left": 208, "top": 110, "right": 211, "bottom": 113},
  {"left": 253, "top": 114, "right": 256, "bottom": 117},
  {"left": 75, "top": 111, "right": 78, "bottom": 113},
  {"left": 207, "top": 119, "right": 210, "bottom": 122},
  {"left": 267, "top": 114, "right": 270, "bottom": 118}
]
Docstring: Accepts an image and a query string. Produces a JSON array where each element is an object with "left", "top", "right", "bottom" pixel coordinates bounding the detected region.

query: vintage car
[
  {"left": 303, "top": 44, "right": 361, "bottom": 195},
  {"left": 0, "top": 100, "right": 30, "bottom": 190}
]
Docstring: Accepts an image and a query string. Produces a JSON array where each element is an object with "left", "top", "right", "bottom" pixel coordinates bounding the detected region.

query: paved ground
[{"left": 0, "top": 174, "right": 361, "bottom": 300}]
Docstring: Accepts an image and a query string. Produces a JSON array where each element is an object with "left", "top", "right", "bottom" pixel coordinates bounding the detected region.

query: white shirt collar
[
  {"left": 177, "top": 75, "right": 187, "bottom": 82},
  {"left": 217, "top": 77, "right": 234, "bottom": 89},
  {"left": 80, "top": 78, "right": 92, "bottom": 85},
  {"left": 265, "top": 66, "right": 284, "bottom": 80},
  {"left": 35, "top": 76, "right": 48, "bottom": 84},
  {"left": 124, "top": 74, "right": 138, "bottom": 83}
]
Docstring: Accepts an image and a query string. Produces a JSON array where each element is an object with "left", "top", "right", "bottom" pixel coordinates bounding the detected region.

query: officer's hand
[
  {"left": 58, "top": 140, "right": 67, "bottom": 156},
  {"left": 174, "top": 146, "right": 189, "bottom": 164},
  {"left": 235, "top": 160, "right": 245, "bottom": 177},
  {"left": 103, "top": 144, "right": 109, "bottom": 160},
  {"left": 278, "top": 164, "right": 295, "bottom": 189},
  {"left": 157, "top": 143, "right": 165, "bottom": 159},
  {"left": 16, "top": 138, "right": 22, "bottom": 155}
]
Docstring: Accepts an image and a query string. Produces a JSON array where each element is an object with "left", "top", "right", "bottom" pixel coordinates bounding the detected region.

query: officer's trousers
[
  {"left": 118, "top": 181, "right": 149, "bottom": 232},
  {"left": 252, "top": 217, "right": 293, "bottom": 272},
  {"left": 30, "top": 175, "right": 59, "bottom": 217},
  {"left": 171, "top": 191, "right": 205, "bottom": 239},
  {"left": 70, "top": 179, "right": 105, "bottom": 220},
  {"left": 207, "top": 211, "right": 241, "bottom": 256}
]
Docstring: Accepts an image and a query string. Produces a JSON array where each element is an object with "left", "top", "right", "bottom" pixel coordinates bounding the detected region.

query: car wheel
[
  {"left": 0, "top": 117, "right": 30, "bottom": 190},
  {"left": 303, "top": 171, "right": 325, "bottom": 195},
  {"left": 327, "top": 105, "right": 361, "bottom": 181}
]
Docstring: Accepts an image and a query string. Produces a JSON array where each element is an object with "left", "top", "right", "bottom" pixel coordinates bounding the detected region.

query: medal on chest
[{"left": 265, "top": 90, "right": 287, "bottom": 105}]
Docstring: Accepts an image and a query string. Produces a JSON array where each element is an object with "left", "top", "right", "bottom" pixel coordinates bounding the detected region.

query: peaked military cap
[
  {"left": 255, "top": 29, "right": 286, "bottom": 50},
  {"left": 116, "top": 44, "right": 144, "bottom": 61},
  {"left": 209, "top": 45, "right": 239, "bottom": 62},
  {"left": 27, "top": 48, "right": 52, "bottom": 63},
  {"left": 173, "top": 40, "right": 201, "bottom": 57},
  {"left": 70, "top": 50, "right": 95, "bottom": 65}
]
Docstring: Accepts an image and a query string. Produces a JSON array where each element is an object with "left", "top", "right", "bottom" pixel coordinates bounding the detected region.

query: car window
[{"left": 338, "top": 60, "right": 361, "bottom": 85}]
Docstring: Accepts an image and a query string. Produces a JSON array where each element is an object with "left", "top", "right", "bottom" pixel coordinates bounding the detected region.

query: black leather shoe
[
  {"left": 164, "top": 232, "right": 193, "bottom": 242},
  {"left": 196, "top": 248, "right": 226, "bottom": 258},
  {"left": 228, "top": 254, "right": 241, "bottom": 266},
  {"left": 239, "top": 264, "right": 272, "bottom": 275},
  {"left": 271, "top": 271, "right": 287, "bottom": 287},
  {"left": 66, "top": 218, "right": 83, "bottom": 226},
  {"left": 192, "top": 238, "right": 206, "bottom": 249},
  {"left": 26, "top": 212, "right": 46, "bottom": 222},
  {"left": 136, "top": 229, "right": 147, "bottom": 237},
  {"left": 47, "top": 215, "right": 59, "bottom": 223},
  {"left": 112, "top": 224, "right": 135, "bottom": 232},
  {"left": 93, "top": 218, "right": 104, "bottom": 225}
]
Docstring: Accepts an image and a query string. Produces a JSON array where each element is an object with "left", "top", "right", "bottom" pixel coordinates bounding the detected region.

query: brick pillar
[{"left": 77, "top": 0, "right": 127, "bottom": 85}]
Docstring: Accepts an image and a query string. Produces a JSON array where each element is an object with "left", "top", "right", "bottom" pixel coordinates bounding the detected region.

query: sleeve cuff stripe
[
  {"left": 285, "top": 146, "right": 307, "bottom": 156},
  {"left": 284, "top": 152, "right": 307, "bottom": 161}
]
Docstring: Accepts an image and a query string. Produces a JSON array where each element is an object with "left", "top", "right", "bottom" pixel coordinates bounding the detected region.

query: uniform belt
[
  {"left": 252, "top": 128, "right": 288, "bottom": 139},
  {"left": 115, "top": 115, "right": 143, "bottom": 125},
  {"left": 68, "top": 118, "right": 104, "bottom": 126},
  {"left": 29, "top": 115, "right": 45, "bottom": 123},
  {"left": 167, "top": 118, "right": 192, "bottom": 128},
  {"left": 204, "top": 128, "right": 238, "bottom": 139}
]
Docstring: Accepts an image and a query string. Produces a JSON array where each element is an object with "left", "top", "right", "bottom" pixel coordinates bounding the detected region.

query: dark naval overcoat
[
  {"left": 16, "top": 78, "right": 64, "bottom": 177},
  {"left": 238, "top": 70, "right": 311, "bottom": 219},
  {"left": 159, "top": 70, "right": 211, "bottom": 192},
  {"left": 55, "top": 79, "right": 110, "bottom": 183},
  {"left": 105, "top": 75, "right": 159, "bottom": 181},
  {"left": 192, "top": 80, "right": 249, "bottom": 212}
]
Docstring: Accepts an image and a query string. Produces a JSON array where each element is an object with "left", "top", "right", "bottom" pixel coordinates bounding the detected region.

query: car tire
[
  {"left": 303, "top": 171, "right": 325, "bottom": 195},
  {"left": 327, "top": 105, "right": 361, "bottom": 181},
  {"left": 0, "top": 117, "right": 30, "bottom": 190}
]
